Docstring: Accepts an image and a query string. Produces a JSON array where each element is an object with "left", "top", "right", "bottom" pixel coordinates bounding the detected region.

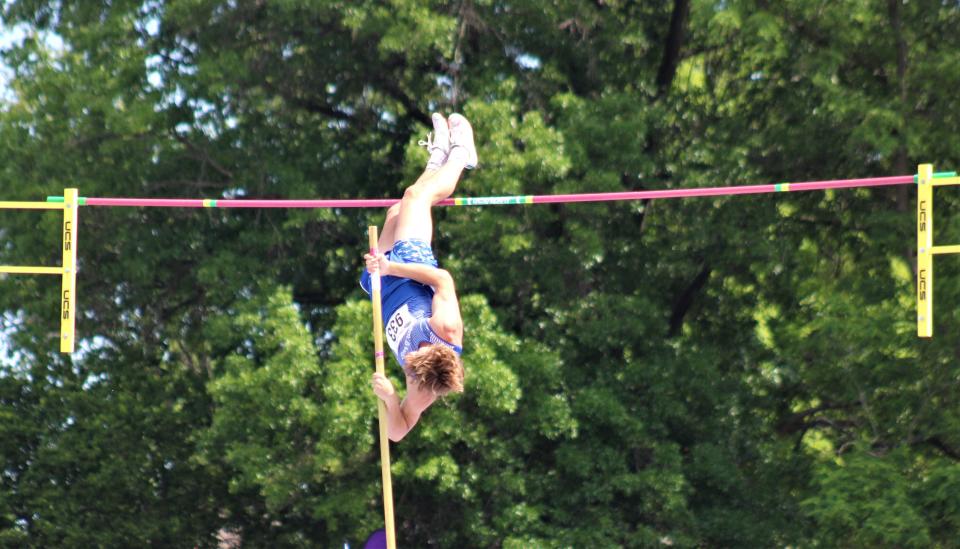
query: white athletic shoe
[
  {"left": 448, "top": 113, "right": 478, "bottom": 170},
  {"left": 419, "top": 113, "right": 450, "bottom": 171}
]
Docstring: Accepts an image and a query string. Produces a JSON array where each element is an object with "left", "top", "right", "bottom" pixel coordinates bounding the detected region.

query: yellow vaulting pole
[
  {"left": 917, "top": 165, "right": 933, "bottom": 338},
  {"left": 61, "top": 189, "right": 79, "bottom": 353},
  {"left": 368, "top": 226, "right": 397, "bottom": 549}
]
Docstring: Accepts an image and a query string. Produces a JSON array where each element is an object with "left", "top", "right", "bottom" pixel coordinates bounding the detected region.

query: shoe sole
[{"left": 449, "top": 114, "right": 477, "bottom": 169}]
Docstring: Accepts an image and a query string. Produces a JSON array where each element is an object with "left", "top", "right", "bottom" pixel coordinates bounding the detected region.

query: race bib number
[{"left": 385, "top": 305, "right": 416, "bottom": 358}]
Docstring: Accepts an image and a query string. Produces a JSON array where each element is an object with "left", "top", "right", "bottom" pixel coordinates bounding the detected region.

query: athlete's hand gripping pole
[{"left": 368, "top": 226, "right": 397, "bottom": 549}]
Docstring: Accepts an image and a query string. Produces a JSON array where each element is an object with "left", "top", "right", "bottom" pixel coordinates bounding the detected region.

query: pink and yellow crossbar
[
  {"left": 0, "top": 189, "right": 78, "bottom": 352},
  {"left": 49, "top": 174, "right": 918, "bottom": 208}
]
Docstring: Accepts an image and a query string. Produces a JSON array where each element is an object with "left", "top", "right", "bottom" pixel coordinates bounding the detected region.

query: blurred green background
[{"left": 1, "top": 1, "right": 959, "bottom": 547}]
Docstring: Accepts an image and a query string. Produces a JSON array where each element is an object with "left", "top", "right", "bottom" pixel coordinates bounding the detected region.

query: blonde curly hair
[{"left": 404, "top": 344, "right": 464, "bottom": 395}]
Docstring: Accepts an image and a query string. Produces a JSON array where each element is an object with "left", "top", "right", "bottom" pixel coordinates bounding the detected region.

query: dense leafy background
[{"left": 1, "top": 1, "right": 959, "bottom": 547}]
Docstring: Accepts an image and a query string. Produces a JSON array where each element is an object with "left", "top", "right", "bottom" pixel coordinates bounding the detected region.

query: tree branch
[
  {"left": 171, "top": 133, "right": 235, "bottom": 181},
  {"left": 667, "top": 263, "right": 711, "bottom": 337},
  {"left": 777, "top": 401, "right": 858, "bottom": 435},
  {"left": 373, "top": 63, "right": 432, "bottom": 126},
  {"left": 917, "top": 435, "right": 960, "bottom": 461},
  {"left": 655, "top": 0, "right": 690, "bottom": 96}
]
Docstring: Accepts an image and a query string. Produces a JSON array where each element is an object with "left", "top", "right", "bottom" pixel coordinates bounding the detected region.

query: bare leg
[
  {"left": 393, "top": 155, "right": 467, "bottom": 245},
  {"left": 381, "top": 112, "right": 475, "bottom": 249},
  {"left": 378, "top": 112, "right": 456, "bottom": 251},
  {"left": 376, "top": 162, "right": 453, "bottom": 252},
  {"left": 376, "top": 201, "right": 403, "bottom": 253}
]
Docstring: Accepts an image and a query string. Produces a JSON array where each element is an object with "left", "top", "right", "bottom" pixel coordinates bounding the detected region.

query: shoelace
[{"left": 418, "top": 132, "right": 444, "bottom": 152}]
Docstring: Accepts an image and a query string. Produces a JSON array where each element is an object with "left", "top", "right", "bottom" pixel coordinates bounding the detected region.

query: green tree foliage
[
  {"left": 1, "top": 0, "right": 959, "bottom": 546},
  {"left": 802, "top": 450, "right": 931, "bottom": 548}
]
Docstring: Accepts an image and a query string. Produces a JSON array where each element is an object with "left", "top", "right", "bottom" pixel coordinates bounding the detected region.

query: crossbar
[{"left": 45, "top": 175, "right": 917, "bottom": 209}]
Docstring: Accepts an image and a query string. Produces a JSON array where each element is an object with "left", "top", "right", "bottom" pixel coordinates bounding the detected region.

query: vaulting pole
[{"left": 368, "top": 226, "right": 397, "bottom": 549}]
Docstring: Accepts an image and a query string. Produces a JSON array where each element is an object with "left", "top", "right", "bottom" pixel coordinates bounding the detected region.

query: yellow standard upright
[
  {"left": 0, "top": 188, "right": 78, "bottom": 352},
  {"left": 917, "top": 165, "right": 933, "bottom": 337},
  {"left": 61, "top": 189, "right": 79, "bottom": 352},
  {"left": 368, "top": 226, "right": 397, "bottom": 549},
  {"left": 916, "top": 164, "right": 960, "bottom": 337}
]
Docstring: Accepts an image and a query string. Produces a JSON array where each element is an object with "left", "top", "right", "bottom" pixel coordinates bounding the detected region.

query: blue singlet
[{"left": 360, "top": 239, "right": 463, "bottom": 365}]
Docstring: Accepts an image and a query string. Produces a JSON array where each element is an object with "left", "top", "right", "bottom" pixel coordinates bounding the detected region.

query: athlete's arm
[
  {"left": 389, "top": 263, "right": 461, "bottom": 343},
  {"left": 365, "top": 252, "right": 447, "bottom": 286},
  {"left": 382, "top": 260, "right": 450, "bottom": 289},
  {"left": 372, "top": 372, "right": 436, "bottom": 441},
  {"left": 365, "top": 253, "right": 462, "bottom": 343},
  {"left": 427, "top": 272, "right": 462, "bottom": 345}
]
